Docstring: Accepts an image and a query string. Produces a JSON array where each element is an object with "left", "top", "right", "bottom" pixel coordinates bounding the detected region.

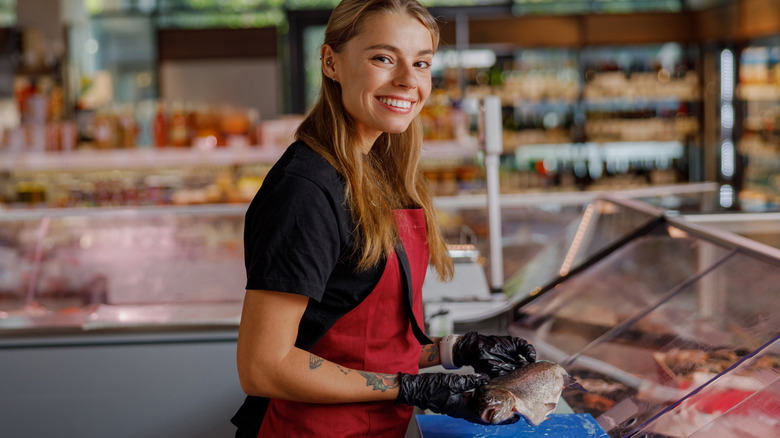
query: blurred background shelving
[
  {"left": 0, "top": 0, "right": 776, "bottom": 211},
  {"left": 736, "top": 36, "right": 780, "bottom": 210}
]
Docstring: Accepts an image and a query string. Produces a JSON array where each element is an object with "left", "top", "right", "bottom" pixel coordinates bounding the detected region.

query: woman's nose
[{"left": 394, "top": 63, "right": 417, "bottom": 89}]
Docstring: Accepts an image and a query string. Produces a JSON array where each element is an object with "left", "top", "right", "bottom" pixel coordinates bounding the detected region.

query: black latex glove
[
  {"left": 396, "top": 372, "right": 489, "bottom": 424},
  {"left": 453, "top": 331, "right": 537, "bottom": 378}
]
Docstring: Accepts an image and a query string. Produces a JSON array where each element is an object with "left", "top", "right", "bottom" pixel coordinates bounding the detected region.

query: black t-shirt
[
  {"left": 243, "top": 140, "right": 384, "bottom": 350},
  {"left": 234, "top": 142, "right": 385, "bottom": 434}
]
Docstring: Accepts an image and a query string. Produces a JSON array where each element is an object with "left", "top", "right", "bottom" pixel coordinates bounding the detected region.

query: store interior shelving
[
  {"left": 0, "top": 144, "right": 283, "bottom": 171},
  {"left": 0, "top": 137, "right": 481, "bottom": 208},
  {"left": 1, "top": 2, "right": 778, "bottom": 211},
  {"left": 736, "top": 41, "right": 780, "bottom": 209},
  {"left": 0, "top": 139, "right": 475, "bottom": 172},
  {"left": 436, "top": 43, "right": 700, "bottom": 194}
]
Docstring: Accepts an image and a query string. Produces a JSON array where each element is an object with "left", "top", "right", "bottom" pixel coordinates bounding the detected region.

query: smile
[{"left": 377, "top": 97, "right": 413, "bottom": 109}]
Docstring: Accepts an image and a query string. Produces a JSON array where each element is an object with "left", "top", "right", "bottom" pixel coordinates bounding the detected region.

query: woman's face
[{"left": 324, "top": 13, "right": 434, "bottom": 151}]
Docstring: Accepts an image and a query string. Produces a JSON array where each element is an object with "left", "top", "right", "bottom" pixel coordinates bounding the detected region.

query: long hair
[{"left": 295, "top": 0, "right": 453, "bottom": 281}]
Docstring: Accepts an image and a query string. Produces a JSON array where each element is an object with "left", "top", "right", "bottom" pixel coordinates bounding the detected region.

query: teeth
[{"left": 379, "top": 97, "right": 412, "bottom": 109}]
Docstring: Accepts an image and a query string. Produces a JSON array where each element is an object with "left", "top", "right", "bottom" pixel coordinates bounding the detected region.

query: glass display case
[
  {"left": 1, "top": 186, "right": 776, "bottom": 438},
  {"left": 425, "top": 184, "right": 718, "bottom": 329},
  {"left": 501, "top": 197, "right": 780, "bottom": 438},
  {"left": 0, "top": 184, "right": 716, "bottom": 332},
  {"left": 0, "top": 204, "right": 246, "bottom": 331},
  {"left": 0, "top": 204, "right": 248, "bottom": 438},
  {"left": 502, "top": 196, "right": 664, "bottom": 305}
]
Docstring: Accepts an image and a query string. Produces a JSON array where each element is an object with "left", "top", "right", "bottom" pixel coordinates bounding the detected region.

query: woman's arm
[
  {"left": 418, "top": 337, "right": 442, "bottom": 368},
  {"left": 236, "top": 289, "right": 400, "bottom": 403}
]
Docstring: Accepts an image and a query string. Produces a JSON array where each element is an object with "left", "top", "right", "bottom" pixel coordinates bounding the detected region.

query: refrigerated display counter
[
  {"left": 0, "top": 204, "right": 247, "bottom": 329},
  {"left": 2, "top": 185, "right": 775, "bottom": 438},
  {"left": 500, "top": 196, "right": 780, "bottom": 438},
  {"left": 425, "top": 183, "right": 720, "bottom": 331},
  {"left": 0, "top": 204, "right": 247, "bottom": 438}
]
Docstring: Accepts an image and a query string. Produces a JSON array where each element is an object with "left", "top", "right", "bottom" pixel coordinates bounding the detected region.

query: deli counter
[
  {"left": 1, "top": 187, "right": 778, "bottom": 438},
  {"left": 0, "top": 204, "right": 247, "bottom": 438},
  {"left": 427, "top": 189, "right": 779, "bottom": 437},
  {"left": 477, "top": 196, "right": 779, "bottom": 437}
]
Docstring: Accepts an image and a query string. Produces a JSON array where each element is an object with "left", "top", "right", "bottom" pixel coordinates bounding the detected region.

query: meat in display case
[{"left": 502, "top": 197, "right": 780, "bottom": 437}]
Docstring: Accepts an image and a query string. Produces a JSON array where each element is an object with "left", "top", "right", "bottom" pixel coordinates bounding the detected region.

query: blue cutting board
[{"left": 416, "top": 413, "right": 609, "bottom": 438}]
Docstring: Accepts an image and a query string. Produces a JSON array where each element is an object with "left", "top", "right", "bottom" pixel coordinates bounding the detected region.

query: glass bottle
[
  {"left": 169, "top": 102, "right": 190, "bottom": 147},
  {"left": 153, "top": 101, "right": 168, "bottom": 148}
]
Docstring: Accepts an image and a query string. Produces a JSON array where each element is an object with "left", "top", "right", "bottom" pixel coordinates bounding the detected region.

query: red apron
[{"left": 257, "top": 209, "right": 430, "bottom": 437}]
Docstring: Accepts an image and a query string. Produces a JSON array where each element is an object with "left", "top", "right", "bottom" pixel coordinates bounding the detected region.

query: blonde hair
[{"left": 295, "top": 0, "right": 453, "bottom": 281}]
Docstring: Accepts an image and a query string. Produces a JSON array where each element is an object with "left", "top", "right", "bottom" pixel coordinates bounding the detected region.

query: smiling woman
[
  {"left": 321, "top": 13, "right": 434, "bottom": 149},
  {"left": 231, "top": 1, "right": 537, "bottom": 437},
  {"left": 300, "top": 0, "right": 450, "bottom": 276}
]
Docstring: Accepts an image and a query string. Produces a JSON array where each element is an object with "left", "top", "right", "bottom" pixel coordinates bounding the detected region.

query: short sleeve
[{"left": 244, "top": 171, "right": 342, "bottom": 302}]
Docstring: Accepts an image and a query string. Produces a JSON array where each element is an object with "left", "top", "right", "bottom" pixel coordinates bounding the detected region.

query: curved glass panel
[
  {"left": 525, "top": 247, "right": 780, "bottom": 437},
  {"left": 504, "top": 198, "right": 663, "bottom": 302},
  {"left": 509, "top": 223, "right": 733, "bottom": 355}
]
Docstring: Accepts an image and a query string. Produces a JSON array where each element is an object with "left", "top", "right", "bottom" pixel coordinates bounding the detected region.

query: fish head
[{"left": 476, "top": 386, "right": 518, "bottom": 425}]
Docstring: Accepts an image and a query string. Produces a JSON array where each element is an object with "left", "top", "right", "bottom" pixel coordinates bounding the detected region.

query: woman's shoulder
[{"left": 270, "top": 141, "right": 341, "bottom": 188}]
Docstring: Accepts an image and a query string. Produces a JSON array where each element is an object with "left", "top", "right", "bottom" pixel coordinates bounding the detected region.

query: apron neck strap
[{"left": 395, "top": 242, "right": 433, "bottom": 345}]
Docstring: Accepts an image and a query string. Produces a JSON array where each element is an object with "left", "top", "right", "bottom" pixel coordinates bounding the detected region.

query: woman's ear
[{"left": 321, "top": 45, "right": 337, "bottom": 81}]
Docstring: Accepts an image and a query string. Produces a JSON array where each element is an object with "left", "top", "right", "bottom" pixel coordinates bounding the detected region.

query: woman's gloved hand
[
  {"left": 396, "top": 372, "right": 489, "bottom": 424},
  {"left": 452, "top": 331, "right": 536, "bottom": 378}
]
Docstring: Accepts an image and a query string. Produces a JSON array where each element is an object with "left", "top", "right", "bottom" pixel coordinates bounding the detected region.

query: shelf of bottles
[
  {"left": 737, "top": 43, "right": 780, "bottom": 210},
  {"left": 0, "top": 92, "right": 479, "bottom": 209},
  {"left": 449, "top": 43, "right": 698, "bottom": 192},
  {"left": 2, "top": 43, "right": 705, "bottom": 208}
]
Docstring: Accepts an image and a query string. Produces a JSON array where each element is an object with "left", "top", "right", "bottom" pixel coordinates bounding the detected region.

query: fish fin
[
  {"left": 514, "top": 402, "right": 540, "bottom": 426},
  {"left": 564, "top": 374, "right": 588, "bottom": 392},
  {"left": 523, "top": 402, "right": 555, "bottom": 427},
  {"left": 546, "top": 402, "right": 557, "bottom": 411}
]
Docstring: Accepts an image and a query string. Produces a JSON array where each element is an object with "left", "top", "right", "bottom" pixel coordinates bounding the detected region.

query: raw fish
[{"left": 475, "top": 360, "right": 585, "bottom": 425}]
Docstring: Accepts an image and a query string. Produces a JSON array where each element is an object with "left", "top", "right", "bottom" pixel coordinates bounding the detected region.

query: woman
[{"left": 233, "top": 1, "right": 536, "bottom": 436}]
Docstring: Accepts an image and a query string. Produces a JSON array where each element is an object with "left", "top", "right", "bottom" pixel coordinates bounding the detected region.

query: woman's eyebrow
[{"left": 364, "top": 44, "right": 433, "bottom": 57}]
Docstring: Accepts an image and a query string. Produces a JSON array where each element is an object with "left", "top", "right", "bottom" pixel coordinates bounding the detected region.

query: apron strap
[{"left": 395, "top": 243, "right": 434, "bottom": 345}]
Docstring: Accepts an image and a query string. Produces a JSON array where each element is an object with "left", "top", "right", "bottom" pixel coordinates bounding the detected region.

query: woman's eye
[
  {"left": 373, "top": 55, "right": 391, "bottom": 63},
  {"left": 415, "top": 61, "right": 431, "bottom": 69}
]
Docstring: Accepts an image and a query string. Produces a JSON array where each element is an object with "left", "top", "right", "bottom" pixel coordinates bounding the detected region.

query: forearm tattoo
[
  {"left": 309, "top": 354, "right": 324, "bottom": 369},
  {"left": 307, "top": 355, "right": 398, "bottom": 392},
  {"left": 423, "top": 343, "right": 439, "bottom": 363},
  {"left": 357, "top": 371, "right": 399, "bottom": 392}
]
